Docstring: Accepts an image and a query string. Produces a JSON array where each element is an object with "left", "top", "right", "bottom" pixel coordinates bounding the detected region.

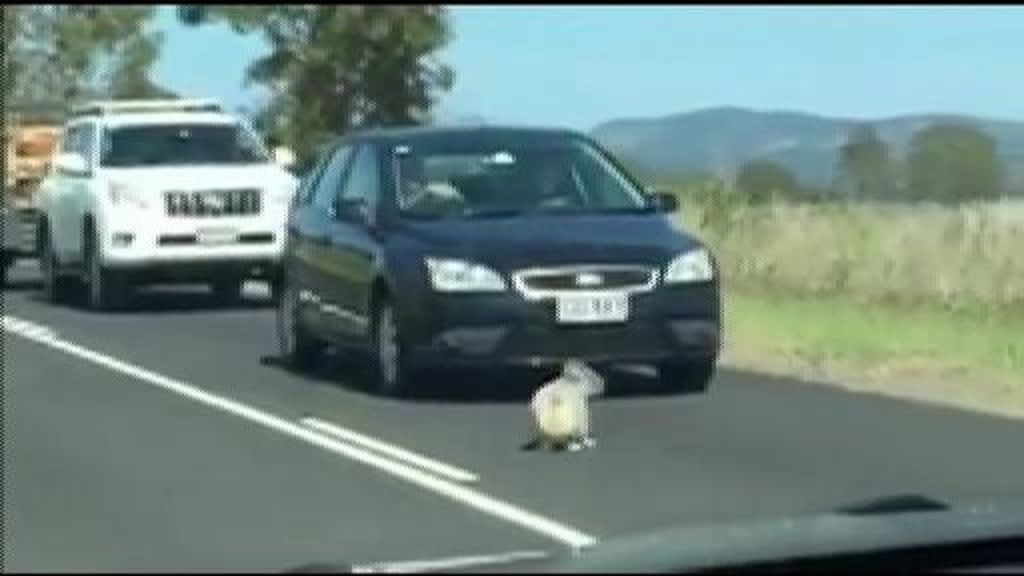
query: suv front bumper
[{"left": 99, "top": 221, "right": 285, "bottom": 283}]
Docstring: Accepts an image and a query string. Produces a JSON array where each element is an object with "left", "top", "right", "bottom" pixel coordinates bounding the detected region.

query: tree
[
  {"left": 906, "top": 123, "right": 1004, "bottom": 202},
  {"left": 3, "top": 6, "right": 169, "bottom": 107},
  {"left": 735, "top": 159, "right": 801, "bottom": 203},
  {"left": 834, "top": 124, "right": 895, "bottom": 200},
  {"left": 178, "top": 6, "right": 455, "bottom": 164}
]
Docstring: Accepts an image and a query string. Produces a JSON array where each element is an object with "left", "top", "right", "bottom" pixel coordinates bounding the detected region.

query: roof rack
[{"left": 70, "top": 99, "right": 224, "bottom": 117}]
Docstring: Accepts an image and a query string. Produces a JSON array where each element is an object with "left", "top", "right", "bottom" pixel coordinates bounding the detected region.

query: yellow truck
[{"left": 3, "top": 108, "right": 62, "bottom": 284}]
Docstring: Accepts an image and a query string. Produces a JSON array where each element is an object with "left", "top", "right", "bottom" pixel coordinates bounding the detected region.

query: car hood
[{"left": 395, "top": 213, "right": 704, "bottom": 269}]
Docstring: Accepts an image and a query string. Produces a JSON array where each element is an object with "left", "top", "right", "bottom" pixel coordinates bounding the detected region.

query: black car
[{"left": 276, "top": 126, "right": 721, "bottom": 396}]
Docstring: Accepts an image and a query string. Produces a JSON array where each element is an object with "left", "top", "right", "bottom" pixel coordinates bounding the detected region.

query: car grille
[
  {"left": 164, "top": 189, "right": 261, "bottom": 217},
  {"left": 512, "top": 265, "right": 657, "bottom": 298}
]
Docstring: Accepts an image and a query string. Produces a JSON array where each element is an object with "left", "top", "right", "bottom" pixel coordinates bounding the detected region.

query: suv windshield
[
  {"left": 100, "top": 123, "right": 269, "bottom": 167},
  {"left": 394, "top": 138, "right": 653, "bottom": 218}
]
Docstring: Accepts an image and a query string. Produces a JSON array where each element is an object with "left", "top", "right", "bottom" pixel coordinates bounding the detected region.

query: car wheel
[
  {"left": 657, "top": 356, "right": 717, "bottom": 394},
  {"left": 40, "top": 229, "right": 74, "bottom": 304},
  {"left": 371, "top": 299, "right": 416, "bottom": 397},
  {"left": 276, "top": 277, "right": 325, "bottom": 370},
  {"left": 85, "top": 232, "right": 128, "bottom": 311},
  {"left": 211, "top": 278, "right": 244, "bottom": 305}
]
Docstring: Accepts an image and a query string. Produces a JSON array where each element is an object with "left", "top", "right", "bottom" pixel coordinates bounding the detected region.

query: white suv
[{"left": 37, "top": 99, "right": 298, "bottom": 309}]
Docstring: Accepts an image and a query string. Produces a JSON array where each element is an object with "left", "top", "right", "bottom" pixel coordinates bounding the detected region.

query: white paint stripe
[
  {"left": 350, "top": 550, "right": 549, "bottom": 573},
  {"left": 302, "top": 416, "right": 479, "bottom": 484},
  {"left": 2, "top": 315, "right": 598, "bottom": 550}
]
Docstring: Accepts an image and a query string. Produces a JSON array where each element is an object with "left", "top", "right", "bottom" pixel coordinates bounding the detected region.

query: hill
[{"left": 591, "top": 106, "right": 1024, "bottom": 191}]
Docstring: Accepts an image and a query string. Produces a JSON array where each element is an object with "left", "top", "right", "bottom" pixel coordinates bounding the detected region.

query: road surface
[{"left": 4, "top": 259, "right": 1024, "bottom": 572}]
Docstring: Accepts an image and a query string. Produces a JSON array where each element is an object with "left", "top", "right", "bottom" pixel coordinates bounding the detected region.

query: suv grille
[{"left": 164, "top": 189, "right": 261, "bottom": 217}]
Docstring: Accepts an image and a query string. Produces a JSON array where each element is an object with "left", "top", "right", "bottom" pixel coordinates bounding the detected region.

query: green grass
[{"left": 724, "top": 289, "right": 1024, "bottom": 381}]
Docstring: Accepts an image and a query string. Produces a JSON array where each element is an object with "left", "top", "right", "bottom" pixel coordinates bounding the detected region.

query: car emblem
[{"left": 574, "top": 272, "right": 603, "bottom": 287}]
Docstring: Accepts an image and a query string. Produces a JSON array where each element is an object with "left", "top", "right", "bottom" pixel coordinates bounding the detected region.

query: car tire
[
  {"left": 85, "top": 230, "right": 128, "bottom": 311},
  {"left": 211, "top": 278, "right": 244, "bottom": 305},
  {"left": 40, "top": 228, "right": 75, "bottom": 304},
  {"left": 657, "top": 356, "right": 717, "bottom": 394},
  {"left": 370, "top": 298, "right": 417, "bottom": 398},
  {"left": 276, "top": 277, "right": 325, "bottom": 370}
]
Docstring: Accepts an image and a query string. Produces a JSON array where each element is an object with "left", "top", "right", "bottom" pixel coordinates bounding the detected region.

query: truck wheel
[
  {"left": 85, "top": 232, "right": 128, "bottom": 311},
  {"left": 657, "top": 357, "right": 717, "bottom": 395},
  {"left": 40, "top": 229, "right": 74, "bottom": 304}
]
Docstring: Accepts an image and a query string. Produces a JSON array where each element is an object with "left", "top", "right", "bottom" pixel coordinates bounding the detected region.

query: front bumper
[
  {"left": 404, "top": 283, "right": 721, "bottom": 367},
  {"left": 99, "top": 214, "right": 285, "bottom": 281},
  {"left": 103, "top": 258, "right": 280, "bottom": 284}
]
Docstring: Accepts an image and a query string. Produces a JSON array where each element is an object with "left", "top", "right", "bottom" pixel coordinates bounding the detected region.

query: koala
[{"left": 524, "top": 360, "right": 606, "bottom": 452}]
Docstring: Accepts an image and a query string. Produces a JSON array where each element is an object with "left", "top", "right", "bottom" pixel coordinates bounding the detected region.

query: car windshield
[
  {"left": 99, "top": 123, "right": 269, "bottom": 167},
  {"left": 394, "top": 139, "right": 653, "bottom": 218}
]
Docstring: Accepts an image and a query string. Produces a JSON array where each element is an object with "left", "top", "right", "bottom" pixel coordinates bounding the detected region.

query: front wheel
[
  {"left": 276, "top": 278, "right": 325, "bottom": 370},
  {"left": 40, "top": 229, "right": 75, "bottom": 304},
  {"left": 85, "top": 232, "right": 129, "bottom": 311},
  {"left": 657, "top": 357, "right": 717, "bottom": 395},
  {"left": 370, "top": 299, "right": 418, "bottom": 397}
]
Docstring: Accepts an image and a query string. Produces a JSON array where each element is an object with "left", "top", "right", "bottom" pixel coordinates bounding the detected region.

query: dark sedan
[{"left": 276, "top": 126, "right": 721, "bottom": 396}]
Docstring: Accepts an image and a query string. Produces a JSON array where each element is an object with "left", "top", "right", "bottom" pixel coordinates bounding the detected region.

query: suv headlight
[
  {"left": 108, "top": 182, "right": 149, "bottom": 209},
  {"left": 425, "top": 257, "right": 507, "bottom": 292},
  {"left": 664, "top": 248, "right": 715, "bottom": 284}
]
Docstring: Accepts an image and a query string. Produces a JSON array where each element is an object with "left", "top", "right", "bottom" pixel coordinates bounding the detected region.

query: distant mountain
[{"left": 591, "top": 106, "right": 1024, "bottom": 191}]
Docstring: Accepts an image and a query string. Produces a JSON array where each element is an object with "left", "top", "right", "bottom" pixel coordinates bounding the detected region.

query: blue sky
[{"left": 151, "top": 6, "right": 1024, "bottom": 130}]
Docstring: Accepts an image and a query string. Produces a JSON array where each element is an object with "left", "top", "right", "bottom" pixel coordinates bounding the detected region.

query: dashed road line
[{"left": 2, "top": 314, "right": 598, "bottom": 550}]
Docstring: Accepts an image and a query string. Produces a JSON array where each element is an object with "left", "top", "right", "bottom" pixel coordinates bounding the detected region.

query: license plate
[
  {"left": 556, "top": 293, "right": 629, "bottom": 324},
  {"left": 197, "top": 228, "right": 237, "bottom": 245}
]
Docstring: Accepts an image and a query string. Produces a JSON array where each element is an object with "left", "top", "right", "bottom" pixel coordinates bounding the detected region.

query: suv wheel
[
  {"left": 657, "top": 356, "right": 717, "bottom": 395},
  {"left": 40, "top": 228, "right": 74, "bottom": 304},
  {"left": 371, "top": 299, "right": 416, "bottom": 397},
  {"left": 85, "top": 231, "right": 128, "bottom": 311},
  {"left": 277, "top": 278, "right": 325, "bottom": 370}
]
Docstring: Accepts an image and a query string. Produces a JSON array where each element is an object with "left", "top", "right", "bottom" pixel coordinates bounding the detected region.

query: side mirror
[
  {"left": 648, "top": 188, "right": 679, "bottom": 213},
  {"left": 273, "top": 146, "right": 296, "bottom": 169},
  {"left": 56, "top": 152, "right": 88, "bottom": 176}
]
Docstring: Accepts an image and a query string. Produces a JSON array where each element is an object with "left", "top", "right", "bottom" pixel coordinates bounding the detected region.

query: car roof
[{"left": 341, "top": 125, "right": 583, "bottom": 147}]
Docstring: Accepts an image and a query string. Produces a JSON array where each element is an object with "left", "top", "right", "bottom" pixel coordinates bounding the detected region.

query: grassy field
[
  {"left": 721, "top": 289, "right": 1024, "bottom": 418},
  {"left": 677, "top": 193, "right": 1024, "bottom": 313},
  {"left": 668, "top": 185, "right": 1024, "bottom": 417}
]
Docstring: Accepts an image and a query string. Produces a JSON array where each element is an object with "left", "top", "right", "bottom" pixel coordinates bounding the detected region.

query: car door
[
  {"left": 288, "top": 142, "right": 355, "bottom": 338},
  {"left": 319, "top": 143, "right": 383, "bottom": 341}
]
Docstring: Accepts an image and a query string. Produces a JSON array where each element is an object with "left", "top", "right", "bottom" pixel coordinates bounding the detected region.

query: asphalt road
[{"left": 4, "top": 259, "right": 1024, "bottom": 572}]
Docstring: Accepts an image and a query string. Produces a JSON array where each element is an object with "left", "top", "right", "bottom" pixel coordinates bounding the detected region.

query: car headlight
[
  {"left": 664, "top": 248, "right": 715, "bottom": 284},
  {"left": 425, "top": 257, "right": 507, "bottom": 292},
  {"left": 108, "top": 182, "right": 149, "bottom": 209}
]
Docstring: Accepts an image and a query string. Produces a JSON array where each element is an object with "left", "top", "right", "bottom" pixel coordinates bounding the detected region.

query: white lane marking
[
  {"left": 301, "top": 416, "right": 479, "bottom": 484},
  {"left": 2, "top": 316, "right": 59, "bottom": 341},
  {"left": 350, "top": 549, "right": 549, "bottom": 574},
  {"left": 2, "top": 315, "right": 598, "bottom": 550}
]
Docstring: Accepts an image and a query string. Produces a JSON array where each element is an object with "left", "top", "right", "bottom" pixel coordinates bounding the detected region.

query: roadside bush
[{"left": 673, "top": 184, "right": 1024, "bottom": 314}]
